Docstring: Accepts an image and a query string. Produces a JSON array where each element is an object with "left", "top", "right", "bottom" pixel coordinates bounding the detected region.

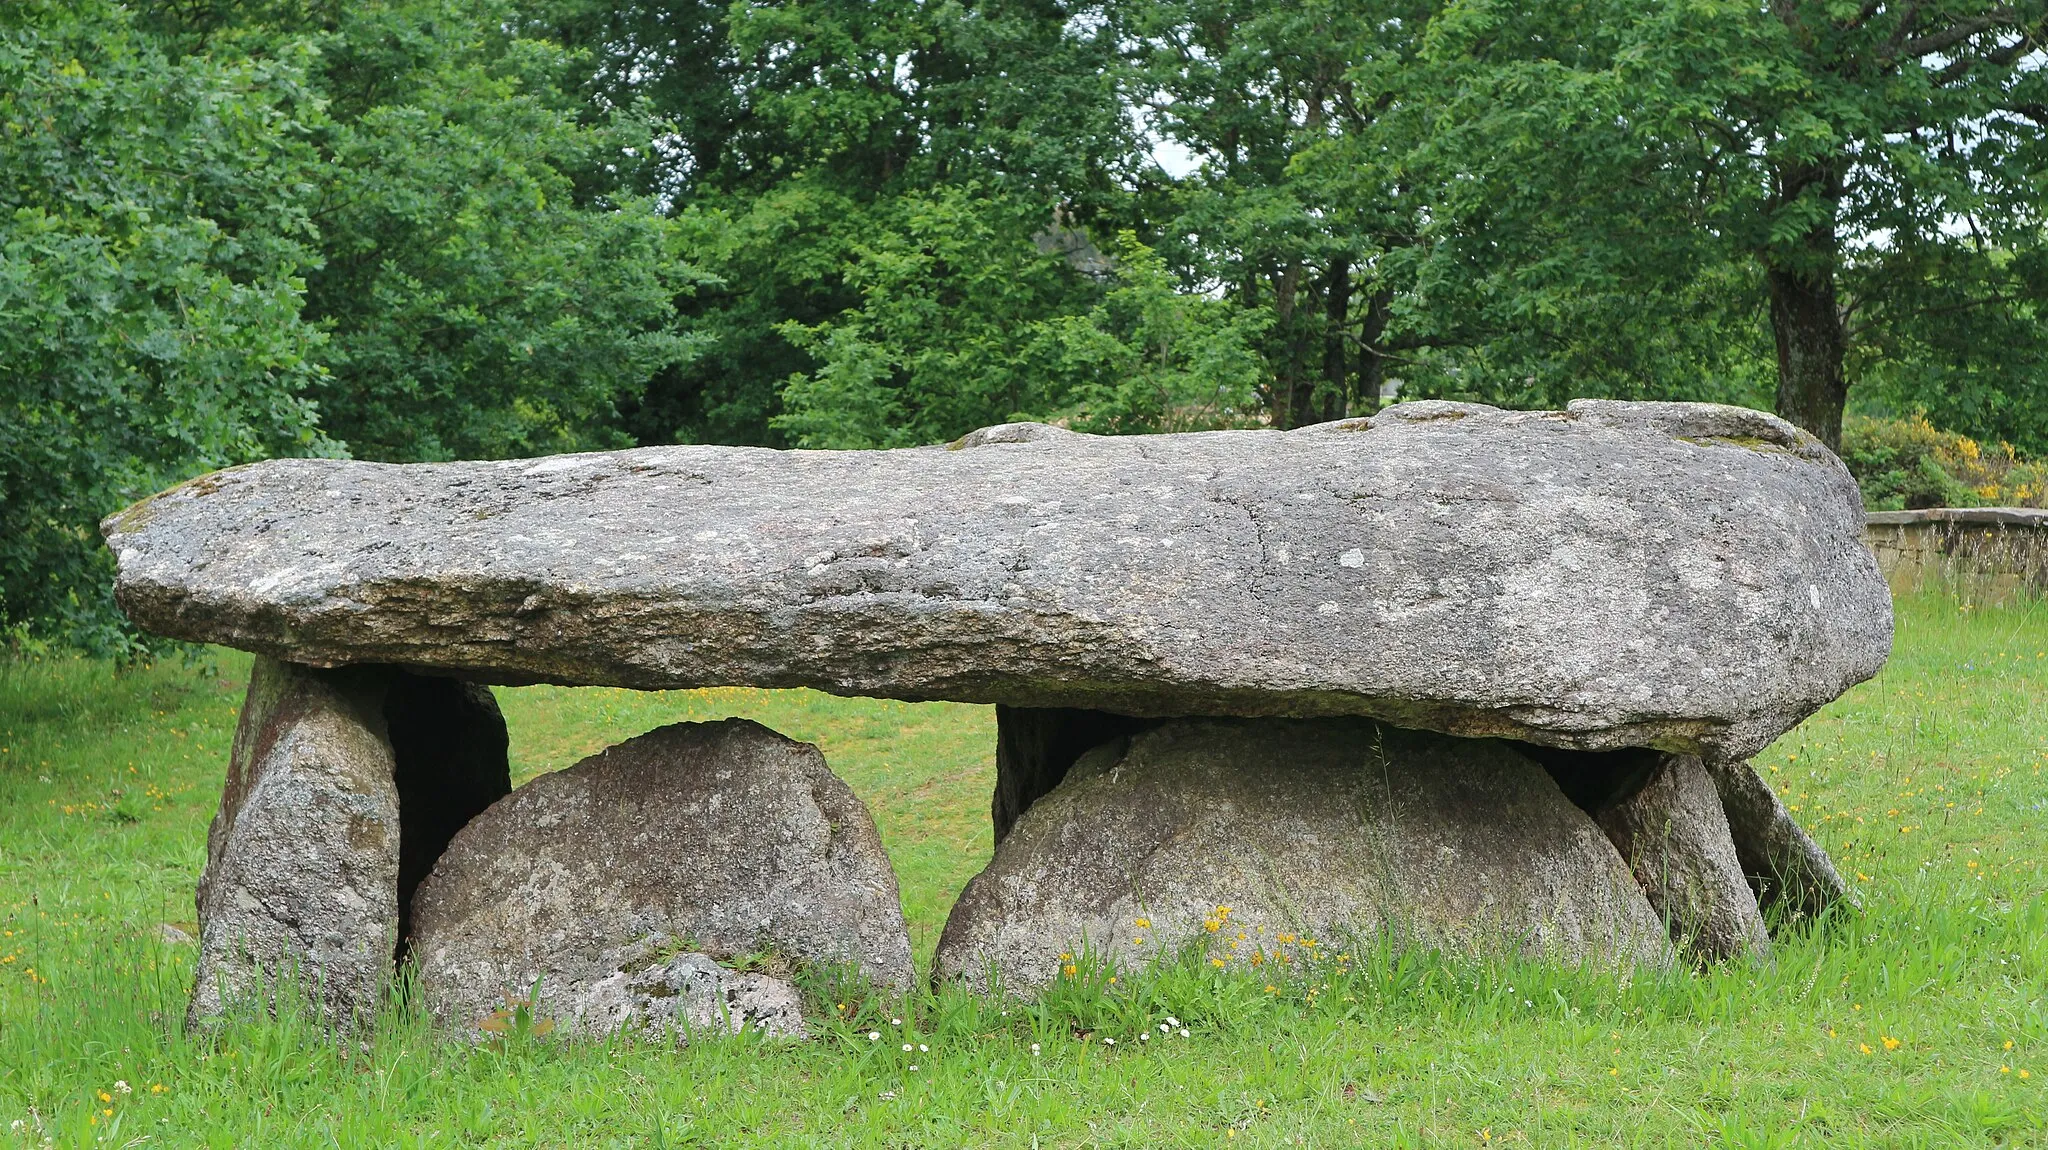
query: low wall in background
[{"left": 1864, "top": 508, "right": 2048, "bottom": 602}]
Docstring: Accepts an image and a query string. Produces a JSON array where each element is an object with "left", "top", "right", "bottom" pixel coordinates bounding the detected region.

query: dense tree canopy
[
  {"left": 1413, "top": 0, "right": 2048, "bottom": 449},
  {"left": 3, "top": 0, "right": 2046, "bottom": 648},
  {"left": 1, "top": 0, "right": 332, "bottom": 652}
]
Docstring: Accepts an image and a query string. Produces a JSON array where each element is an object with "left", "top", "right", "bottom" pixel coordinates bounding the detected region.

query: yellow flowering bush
[{"left": 1842, "top": 415, "right": 2048, "bottom": 510}]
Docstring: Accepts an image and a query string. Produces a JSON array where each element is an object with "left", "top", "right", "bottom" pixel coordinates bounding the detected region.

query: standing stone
[
  {"left": 189, "top": 658, "right": 510, "bottom": 1030},
  {"left": 1705, "top": 757, "right": 1855, "bottom": 922},
  {"left": 935, "top": 719, "right": 1673, "bottom": 995},
  {"left": 1595, "top": 754, "right": 1771, "bottom": 963},
  {"left": 190, "top": 659, "right": 397, "bottom": 1029},
  {"left": 409, "top": 719, "right": 913, "bottom": 1041}
]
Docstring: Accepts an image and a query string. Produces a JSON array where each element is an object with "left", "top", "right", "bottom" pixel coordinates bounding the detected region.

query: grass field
[{"left": 0, "top": 592, "right": 2044, "bottom": 1146}]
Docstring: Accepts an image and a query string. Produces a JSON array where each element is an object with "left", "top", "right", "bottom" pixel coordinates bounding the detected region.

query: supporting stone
[
  {"left": 992, "top": 705, "right": 1151, "bottom": 843},
  {"left": 1704, "top": 757, "right": 1855, "bottom": 922},
  {"left": 409, "top": 719, "right": 913, "bottom": 1041},
  {"left": 1594, "top": 754, "right": 1771, "bottom": 963},
  {"left": 935, "top": 719, "right": 1673, "bottom": 995},
  {"left": 190, "top": 659, "right": 398, "bottom": 1029},
  {"left": 189, "top": 658, "right": 509, "bottom": 1030}
]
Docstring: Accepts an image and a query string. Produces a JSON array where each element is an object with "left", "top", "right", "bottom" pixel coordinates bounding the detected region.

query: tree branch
[
  {"left": 1894, "top": 292, "right": 2015, "bottom": 325},
  {"left": 1930, "top": 23, "right": 2042, "bottom": 86},
  {"left": 1897, "top": 8, "right": 2016, "bottom": 58}
]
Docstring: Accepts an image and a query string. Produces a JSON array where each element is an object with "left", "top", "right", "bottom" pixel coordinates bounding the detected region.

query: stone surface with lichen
[{"left": 104, "top": 399, "right": 1891, "bottom": 762}]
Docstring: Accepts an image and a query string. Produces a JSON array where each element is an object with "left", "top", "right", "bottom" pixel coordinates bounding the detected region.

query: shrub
[{"left": 1839, "top": 415, "right": 2048, "bottom": 511}]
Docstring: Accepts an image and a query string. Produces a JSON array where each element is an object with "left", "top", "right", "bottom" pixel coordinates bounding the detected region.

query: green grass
[{"left": 0, "top": 592, "right": 2044, "bottom": 1146}]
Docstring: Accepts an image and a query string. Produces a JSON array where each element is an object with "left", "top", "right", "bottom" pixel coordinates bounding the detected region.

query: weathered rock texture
[
  {"left": 189, "top": 658, "right": 508, "bottom": 1029},
  {"left": 1705, "top": 757, "right": 1855, "bottom": 921},
  {"left": 409, "top": 719, "right": 912, "bottom": 1040},
  {"left": 1594, "top": 754, "right": 1771, "bottom": 963},
  {"left": 106, "top": 400, "right": 1890, "bottom": 763},
  {"left": 189, "top": 659, "right": 396, "bottom": 1029},
  {"left": 934, "top": 719, "right": 1673, "bottom": 994},
  {"left": 553, "top": 952, "right": 808, "bottom": 1041}
]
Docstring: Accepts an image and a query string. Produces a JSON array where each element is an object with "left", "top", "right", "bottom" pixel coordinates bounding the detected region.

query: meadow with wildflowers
[{"left": 0, "top": 591, "right": 2043, "bottom": 1146}]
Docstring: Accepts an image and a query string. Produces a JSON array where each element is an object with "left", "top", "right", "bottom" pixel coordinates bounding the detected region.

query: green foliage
[
  {"left": 570, "top": 0, "right": 1140, "bottom": 447},
  {"left": 0, "top": 0, "right": 333, "bottom": 654},
  {"left": 144, "top": 0, "right": 709, "bottom": 462},
  {"left": 289, "top": 0, "right": 706, "bottom": 462},
  {"left": 2, "top": 0, "right": 707, "bottom": 647},
  {"left": 1841, "top": 415, "right": 2048, "bottom": 510},
  {"left": 1405, "top": 0, "right": 2048, "bottom": 445},
  {"left": 1026, "top": 233, "right": 1269, "bottom": 435},
  {"left": 1115, "top": 0, "right": 1424, "bottom": 426},
  {"left": 773, "top": 208, "right": 1267, "bottom": 448},
  {"left": 769, "top": 188, "right": 1076, "bottom": 449},
  {"left": 1852, "top": 243, "right": 2048, "bottom": 458}
]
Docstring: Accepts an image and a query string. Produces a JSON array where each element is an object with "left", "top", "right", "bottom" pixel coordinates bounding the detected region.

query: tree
[
  {"left": 1418, "top": 0, "right": 2048, "bottom": 448},
  {"left": 1115, "top": 0, "right": 1423, "bottom": 427},
  {"left": 772, "top": 205, "right": 1268, "bottom": 447},
  {"left": 0, "top": 0, "right": 331, "bottom": 651},
  {"left": 548, "top": 0, "right": 1147, "bottom": 446},
  {"left": 145, "top": 0, "right": 705, "bottom": 462},
  {"left": 1852, "top": 241, "right": 2048, "bottom": 455},
  {"left": 299, "top": 0, "right": 703, "bottom": 461}
]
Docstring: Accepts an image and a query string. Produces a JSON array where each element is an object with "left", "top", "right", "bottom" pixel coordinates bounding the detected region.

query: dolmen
[{"left": 103, "top": 399, "right": 1892, "bottom": 1034}]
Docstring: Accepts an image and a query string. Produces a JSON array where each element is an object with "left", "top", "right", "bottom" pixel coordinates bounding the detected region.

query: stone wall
[{"left": 1864, "top": 508, "right": 2048, "bottom": 602}]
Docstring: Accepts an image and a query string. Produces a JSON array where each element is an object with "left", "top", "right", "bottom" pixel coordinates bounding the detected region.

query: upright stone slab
[
  {"left": 1595, "top": 754, "right": 1771, "bottom": 963},
  {"left": 104, "top": 400, "right": 1892, "bottom": 764},
  {"left": 935, "top": 719, "right": 1673, "bottom": 994},
  {"left": 190, "top": 659, "right": 395, "bottom": 1029},
  {"left": 189, "top": 658, "right": 509, "bottom": 1029},
  {"left": 409, "top": 719, "right": 913, "bottom": 1041},
  {"left": 1705, "top": 757, "right": 1855, "bottom": 921}
]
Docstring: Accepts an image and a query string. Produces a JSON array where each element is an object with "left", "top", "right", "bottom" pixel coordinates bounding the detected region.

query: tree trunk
[
  {"left": 1763, "top": 157, "right": 1849, "bottom": 452},
  {"left": 1765, "top": 260, "right": 1848, "bottom": 451},
  {"left": 1270, "top": 262, "right": 1302, "bottom": 427},
  {"left": 1356, "top": 285, "right": 1393, "bottom": 412},
  {"left": 1310, "top": 256, "right": 1351, "bottom": 425}
]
